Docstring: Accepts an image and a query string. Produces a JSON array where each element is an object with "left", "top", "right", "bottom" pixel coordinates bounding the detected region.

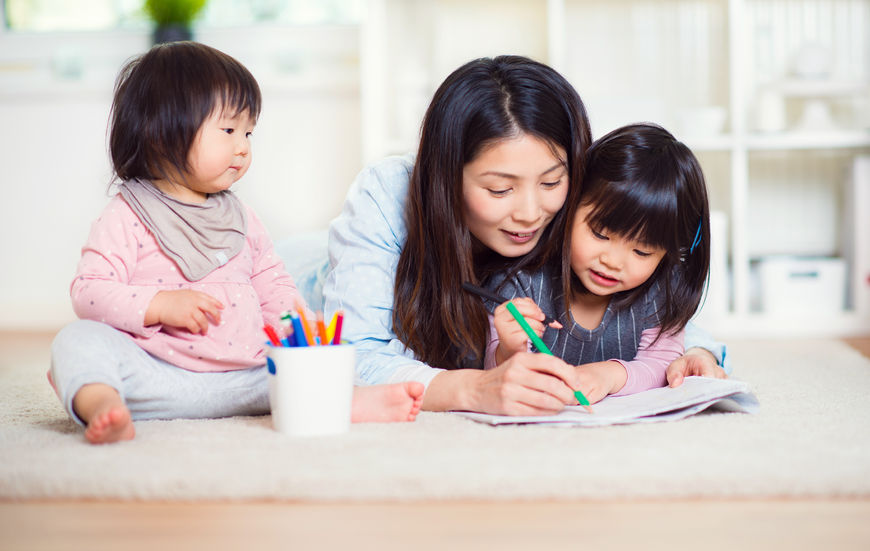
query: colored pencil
[
  {"left": 288, "top": 312, "right": 308, "bottom": 347},
  {"left": 263, "top": 324, "right": 282, "bottom": 347},
  {"left": 326, "top": 311, "right": 338, "bottom": 343},
  {"left": 461, "top": 282, "right": 558, "bottom": 326},
  {"left": 316, "top": 311, "right": 328, "bottom": 346},
  {"left": 331, "top": 310, "right": 344, "bottom": 345},
  {"left": 295, "top": 303, "right": 315, "bottom": 346}
]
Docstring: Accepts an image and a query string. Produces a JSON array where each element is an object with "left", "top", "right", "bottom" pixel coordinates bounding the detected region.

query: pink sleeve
[
  {"left": 70, "top": 199, "right": 161, "bottom": 337},
  {"left": 245, "top": 208, "right": 311, "bottom": 328},
  {"left": 610, "top": 327, "right": 685, "bottom": 396}
]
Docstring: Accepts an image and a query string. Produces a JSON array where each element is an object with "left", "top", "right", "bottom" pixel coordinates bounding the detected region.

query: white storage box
[{"left": 758, "top": 256, "right": 846, "bottom": 315}]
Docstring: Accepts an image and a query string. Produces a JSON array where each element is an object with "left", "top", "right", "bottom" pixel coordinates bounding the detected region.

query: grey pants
[{"left": 50, "top": 320, "right": 270, "bottom": 426}]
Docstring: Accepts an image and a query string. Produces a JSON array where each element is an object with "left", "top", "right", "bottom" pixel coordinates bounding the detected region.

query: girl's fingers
[
  {"left": 192, "top": 310, "right": 209, "bottom": 334},
  {"left": 511, "top": 297, "right": 546, "bottom": 321},
  {"left": 201, "top": 303, "right": 222, "bottom": 325}
]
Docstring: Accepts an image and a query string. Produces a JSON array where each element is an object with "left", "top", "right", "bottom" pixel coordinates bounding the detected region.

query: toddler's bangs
[{"left": 215, "top": 78, "right": 261, "bottom": 121}]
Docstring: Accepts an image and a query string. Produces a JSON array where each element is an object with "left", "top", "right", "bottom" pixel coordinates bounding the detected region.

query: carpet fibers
[{"left": 1, "top": 338, "right": 869, "bottom": 501}]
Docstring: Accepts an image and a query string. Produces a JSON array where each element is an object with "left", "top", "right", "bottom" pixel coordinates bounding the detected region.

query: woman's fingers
[{"left": 503, "top": 352, "right": 579, "bottom": 404}]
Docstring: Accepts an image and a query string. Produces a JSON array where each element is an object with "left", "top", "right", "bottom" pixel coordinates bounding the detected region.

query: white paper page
[{"left": 455, "top": 376, "right": 759, "bottom": 427}]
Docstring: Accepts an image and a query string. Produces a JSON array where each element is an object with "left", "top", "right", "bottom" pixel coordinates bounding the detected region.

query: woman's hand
[
  {"left": 666, "top": 347, "right": 727, "bottom": 387},
  {"left": 145, "top": 290, "right": 224, "bottom": 334},
  {"left": 573, "top": 361, "right": 627, "bottom": 405},
  {"left": 425, "top": 351, "right": 579, "bottom": 416},
  {"left": 493, "top": 297, "right": 562, "bottom": 364}
]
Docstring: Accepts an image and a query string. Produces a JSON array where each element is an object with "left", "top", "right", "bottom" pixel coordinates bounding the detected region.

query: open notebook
[{"left": 455, "top": 376, "right": 759, "bottom": 427}]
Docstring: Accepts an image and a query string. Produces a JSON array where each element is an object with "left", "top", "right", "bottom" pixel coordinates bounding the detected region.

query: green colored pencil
[{"left": 505, "top": 301, "right": 594, "bottom": 413}]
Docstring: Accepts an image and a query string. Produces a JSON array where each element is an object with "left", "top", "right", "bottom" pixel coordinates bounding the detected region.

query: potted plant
[{"left": 144, "top": 0, "right": 208, "bottom": 44}]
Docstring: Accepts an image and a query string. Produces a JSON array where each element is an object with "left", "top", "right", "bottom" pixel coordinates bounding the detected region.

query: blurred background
[{"left": 1, "top": 0, "right": 868, "bottom": 338}]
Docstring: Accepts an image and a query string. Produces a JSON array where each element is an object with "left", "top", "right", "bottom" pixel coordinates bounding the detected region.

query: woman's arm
[
  {"left": 424, "top": 351, "right": 580, "bottom": 415},
  {"left": 323, "top": 155, "right": 445, "bottom": 387}
]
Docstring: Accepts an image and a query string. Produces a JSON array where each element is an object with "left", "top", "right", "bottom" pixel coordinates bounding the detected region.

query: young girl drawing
[
  {"left": 487, "top": 123, "right": 711, "bottom": 404},
  {"left": 49, "top": 42, "right": 422, "bottom": 444}
]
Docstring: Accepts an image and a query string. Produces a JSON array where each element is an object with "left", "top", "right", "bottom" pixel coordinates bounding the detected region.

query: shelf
[
  {"left": 705, "top": 311, "right": 870, "bottom": 339},
  {"left": 745, "top": 131, "right": 870, "bottom": 151},
  {"left": 683, "top": 134, "right": 734, "bottom": 152},
  {"left": 680, "top": 130, "right": 870, "bottom": 152},
  {"left": 764, "top": 79, "right": 870, "bottom": 97}
]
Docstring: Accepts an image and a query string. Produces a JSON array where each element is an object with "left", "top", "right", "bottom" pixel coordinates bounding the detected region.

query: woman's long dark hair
[
  {"left": 393, "top": 55, "right": 592, "bottom": 369},
  {"left": 109, "top": 41, "right": 261, "bottom": 184},
  {"left": 563, "top": 123, "right": 711, "bottom": 337}
]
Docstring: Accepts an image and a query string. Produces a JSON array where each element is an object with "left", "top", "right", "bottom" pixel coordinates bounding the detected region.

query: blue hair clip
[{"left": 688, "top": 221, "right": 702, "bottom": 254}]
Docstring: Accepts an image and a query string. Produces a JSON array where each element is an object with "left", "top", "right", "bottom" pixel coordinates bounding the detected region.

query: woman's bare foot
[
  {"left": 73, "top": 383, "right": 135, "bottom": 444},
  {"left": 351, "top": 382, "right": 424, "bottom": 423}
]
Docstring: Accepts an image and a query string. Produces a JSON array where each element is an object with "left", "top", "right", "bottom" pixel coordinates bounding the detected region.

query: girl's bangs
[{"left": 580, "top": 178, "right": 679, "bottom": 251}]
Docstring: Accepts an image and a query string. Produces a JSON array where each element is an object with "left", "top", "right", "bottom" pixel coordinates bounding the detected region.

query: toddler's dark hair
[
  {"left": 109, "top": 41, "right": 261, "bottom": 183},
  {"left": 562, "top": 123, "right": 711, "bottom": 336}
]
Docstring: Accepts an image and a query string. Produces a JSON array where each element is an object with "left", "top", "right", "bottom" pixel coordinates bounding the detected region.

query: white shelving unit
[{"left": 360, "top": 0, "right": 870, "bottom": 337}]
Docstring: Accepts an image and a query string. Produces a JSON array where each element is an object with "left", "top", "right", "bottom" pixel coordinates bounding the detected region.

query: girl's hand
[
  {"left": 466, "top": 351, "right": 579, "bottom": 416},
  {"left": 666, "top": 347, "right": 727, "bottom": 387},
  {"left": 573, "top": 361, "right": 627, "bottom": 405},
  {"left": 145, "top": 290, "right": 224, "bottom": 335},
  {"left": 493, "top": 297, "right": 562, "bottom": 363}
]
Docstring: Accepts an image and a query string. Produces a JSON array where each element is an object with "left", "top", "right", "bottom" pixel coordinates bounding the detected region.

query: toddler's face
[
  {"left": 461, "top": 133, "right": 569, "bottom": 258},
  {"left": 570, "top": 205, "right": 666, "bottom": 297},
  {"left": 160, "top": 107, "right": 256, "bottom": 203}
]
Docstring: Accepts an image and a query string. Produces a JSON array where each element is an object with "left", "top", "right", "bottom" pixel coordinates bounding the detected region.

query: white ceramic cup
[{"left": 267, "top": 344, "right": 355, "bottom": 437}]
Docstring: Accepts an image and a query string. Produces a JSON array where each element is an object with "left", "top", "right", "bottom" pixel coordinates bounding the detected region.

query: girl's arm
[
  {"left": 568, "top": 328, "right": 684, "bottom": 404},
  {"left": 70, "top": 198, "right": 163, "bottom": 337},
  {"left": 610, "top": 327, "right": 685, "bottom": 395}
]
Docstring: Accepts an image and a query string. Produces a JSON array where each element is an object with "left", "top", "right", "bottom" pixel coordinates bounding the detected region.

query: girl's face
[
  {"left": 570, "top": 205, "right": 666, "bottom": 297},
  {"left": 461, "top": 134, "right": 569, "bottom": 258},
  {"left": 155, "top": 107, "right": 255, "bottom": 203}
]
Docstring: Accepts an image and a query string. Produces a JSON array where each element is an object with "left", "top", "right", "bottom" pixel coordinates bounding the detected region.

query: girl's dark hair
[
  {"left": 563, "top": 123, "right": 711, "bottom": 336},
  {"left": 109, "top": 41, "right": 261, "bottom": 183},
  {"left": 393, "top": 55, "right": 592, "bottom": 370}
]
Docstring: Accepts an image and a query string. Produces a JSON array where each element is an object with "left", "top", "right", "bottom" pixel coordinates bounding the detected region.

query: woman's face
[{"left": 462, "top": 134, "right": 569, "bottom": 258}]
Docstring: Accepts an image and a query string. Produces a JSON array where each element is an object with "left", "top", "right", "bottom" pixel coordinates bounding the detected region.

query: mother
[{"left": 324, "top": 55, "right": 727, "bottom": 415}]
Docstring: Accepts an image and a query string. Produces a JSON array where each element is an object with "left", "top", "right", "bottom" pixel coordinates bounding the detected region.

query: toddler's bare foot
[
  {"left": 351, "top": 382, "right": 424, "bottom": 423},
  {"left": 85, "top": 406, "right": 135, "bottom": 444},
  {"left": 73, "top": 383, "right": 135, "bottom": 444}
]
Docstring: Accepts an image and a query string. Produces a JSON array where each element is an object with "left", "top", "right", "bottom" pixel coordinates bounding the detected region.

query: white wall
[{"left": 0, "top": 27, "right": 361, "bottom": 330}]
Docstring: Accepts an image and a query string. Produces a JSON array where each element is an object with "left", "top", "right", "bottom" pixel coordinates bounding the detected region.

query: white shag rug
[{"left": 1, "top": 338, "right": 869, "bottom": 501}]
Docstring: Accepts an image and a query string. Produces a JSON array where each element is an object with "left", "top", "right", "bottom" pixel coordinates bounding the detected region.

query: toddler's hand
[
  {"left": 146, "top": 290, "right": 224, "bottom": 334},
  {"left": 572, "top": 361, "right": 627, "bottom": 405},
  {"left": 493, "top": 297, "right": 561, "bottom": 362}
]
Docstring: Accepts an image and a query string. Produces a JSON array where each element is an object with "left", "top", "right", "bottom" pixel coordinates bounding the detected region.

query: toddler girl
[
  {"left": 50, "top": 42, "right": 422, "bottom": 444},
  {"left": 487, "top": 123, "right": 710, "bottom": 404}
]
